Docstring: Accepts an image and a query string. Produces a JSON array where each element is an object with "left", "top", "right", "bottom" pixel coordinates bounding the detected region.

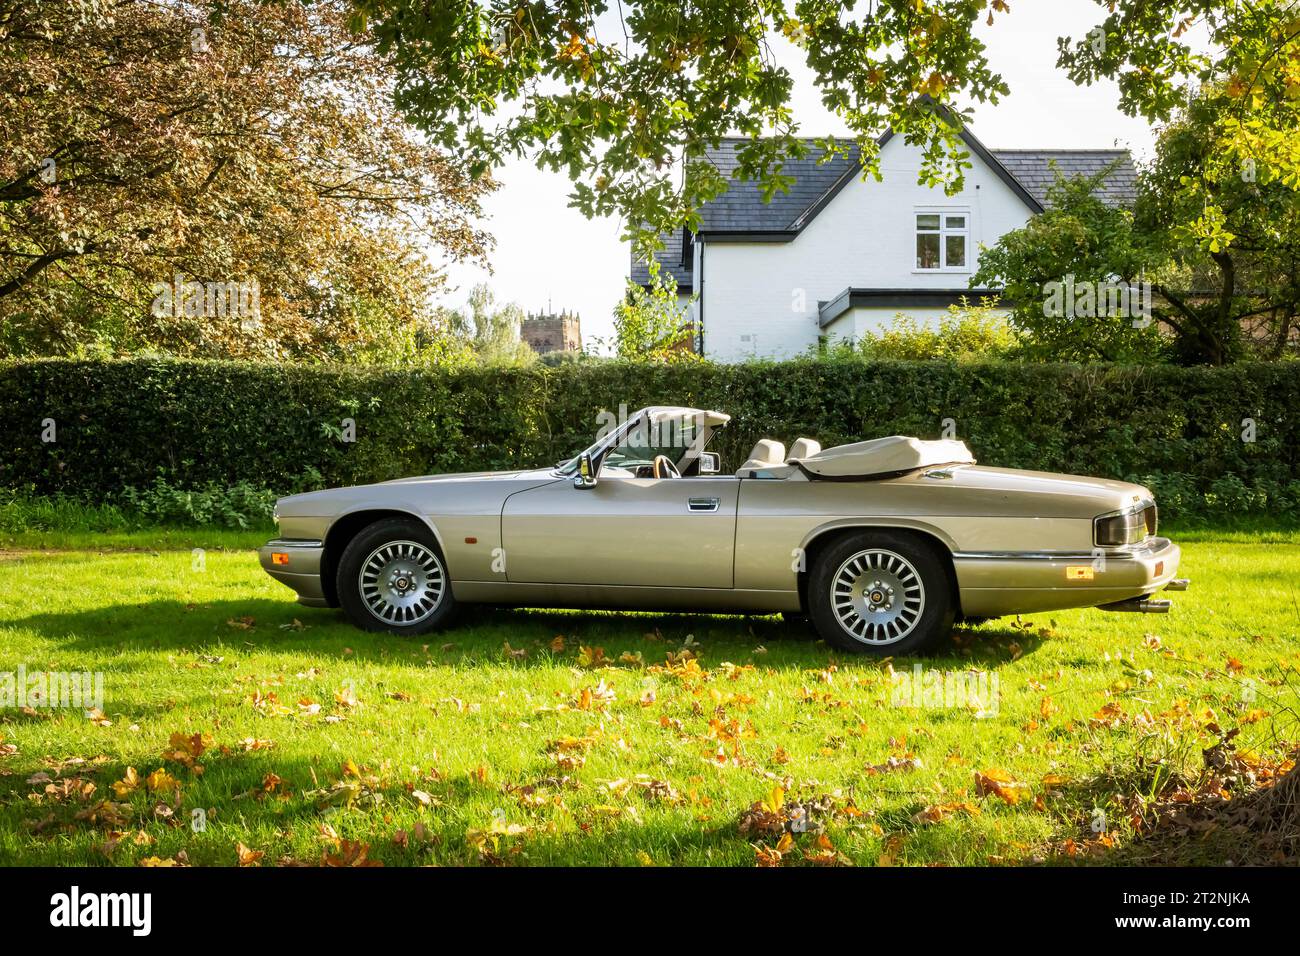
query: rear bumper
[
  {"left": 954, "top": 536, "right": 1181, "bottom": 617},
  {"left": 258, "top": 539, "right": 329, "bottom": 608}
]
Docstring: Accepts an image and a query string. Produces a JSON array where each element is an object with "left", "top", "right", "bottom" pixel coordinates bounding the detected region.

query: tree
[
  {"left": 1056, "top": 0, "right": 1300, "bottom": 363},
  {"left": 351, "top": 0, "right": 1014, "bottom": 257},
  {"left": 1135, "top": 94, "right": 1300, "bottom": 363},
  {"left": 612, "top": 264, "right": 697, "bottom": 359},
  {"left": 0, "top": 0, "right": 493, "bottom": 360},
  {"left": 352, "top": 1, "right": 1300, "bottom": 282},
  {"left": 973, "top": 100, "right": 1300, "bottom": 365},
  {"left": 442, "top": 284, "right": 537, "bottom": 364},
  {"left": 971, "top": 168, "right": 1167, "bottom": 362}
]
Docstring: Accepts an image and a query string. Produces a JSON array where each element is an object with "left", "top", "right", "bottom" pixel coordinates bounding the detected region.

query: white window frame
[{"left": 913, "top": 207, "right": 971, "bottom": 273}]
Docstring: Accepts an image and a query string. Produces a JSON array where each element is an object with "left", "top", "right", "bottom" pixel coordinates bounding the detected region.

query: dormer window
[
  {"left": 680, "top": 228, "right": 695, "bottom": 268},
  {"left": 915, "top": 210, "right": 968, "bottom": 271}
]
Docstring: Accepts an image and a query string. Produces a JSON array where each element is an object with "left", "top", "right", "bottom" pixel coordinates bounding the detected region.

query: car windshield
[
  {"left": 557, "top": 410, "right": 708, "bottom": 474},
  {"left": 603, "top": 415, "right": 702, "bottom": 470}
]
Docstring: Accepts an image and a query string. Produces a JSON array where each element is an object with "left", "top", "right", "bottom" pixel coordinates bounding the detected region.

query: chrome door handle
[{"left": 687, "top": 497, "right": 720, "bottom": 513}]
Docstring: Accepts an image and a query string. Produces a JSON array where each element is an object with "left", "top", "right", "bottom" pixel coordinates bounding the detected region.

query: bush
[
  {"left": 833, "top": 301, "right": 1021, "bottom": 361},
  {"left": 117, "top": 478, "right": 279, "bottom": 529},
  {"left": 1, "top": 357, "right": 1297, "bottom": 523},
  {"left": 0, "top": 485, "right": 133, "bottom": 534},
  {"left": 0, "top": 481, "right": 279, "bottom": 532}
]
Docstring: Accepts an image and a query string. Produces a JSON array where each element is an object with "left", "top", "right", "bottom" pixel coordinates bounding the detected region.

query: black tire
[
  {"left": 336, "top": 517, "right": 457, "bottom": 636},
  {"left": 808, "top": 530, "right": 955, "bottom": 656}
]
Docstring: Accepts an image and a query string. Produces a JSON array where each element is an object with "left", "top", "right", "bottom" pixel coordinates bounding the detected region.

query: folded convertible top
[{"left": 791, "top": 436, "right": 975, "bottom": 480}]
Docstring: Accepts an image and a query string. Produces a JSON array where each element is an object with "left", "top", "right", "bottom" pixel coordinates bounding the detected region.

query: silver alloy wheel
[
  {"left": 831, "top": 548, "right": 925, "bottom": 645},
  {"left": 357, "top": 540, "right": 445, "bottom": 626}
]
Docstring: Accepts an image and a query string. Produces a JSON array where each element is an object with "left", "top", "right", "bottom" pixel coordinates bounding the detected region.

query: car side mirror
[
  {"left": 698, "top": 452, "right": 720, "bottom": 475},
  {"left": 573, "top": 452, "right": 597, "bottom": 489}
]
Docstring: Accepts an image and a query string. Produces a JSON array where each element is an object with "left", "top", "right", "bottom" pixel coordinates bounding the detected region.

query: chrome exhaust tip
[
  {"left": 1100, "top": 597, "right": 1172, "bottom": 614},
  {"left": 1164, "top": 578, "right": 1190, "bottom": 591}
]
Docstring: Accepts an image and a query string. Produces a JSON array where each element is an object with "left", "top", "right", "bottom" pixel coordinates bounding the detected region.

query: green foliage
[
  {"left": 834, "top": 300, "right": 1020, "bottom": 361},
  {"left": 538, "top": 350, "right": 605, "bottom": 367},
  {"left": 438, "top": 285, "right": 538, "bottom": 366},
  {"left": 2, "top": 357, "right": 1297, "bottom": 523},
  {"left": 0, "top": 479, "right": 281, "bottom": 532},
  {"left": 1056, "top": 7, "right": 1300, "bottom": 364},
  {"left": 972, "top": 168, "right": 1168, "bottom": 362},
  {"left": 0, "top": 486, "right": 132, "bottom": 535},
  {"left": 351, "top": 0, "right": 1300, "bottom": 283},
  {"left": 612, "top": 264, "right": 697, "bottom": 360},
  {"left": 1058, "top": 1, "right": 1300, "bottom": 211},
  {"left": 975, "top": 112, "right": 1300, "bottom": 366},
  {"left": 1135, "top": 94, "right": 1300, "bottom": 364},
  {"left": 117, "top": 479, "right": 279, "bottom": 529},
  {"left": 355, "top": 0, "right": 1014, "bottom": 257}
]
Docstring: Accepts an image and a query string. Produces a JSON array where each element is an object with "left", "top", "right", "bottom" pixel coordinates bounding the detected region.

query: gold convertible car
[{"left": 259, "top": 406, "right": 1187, "bottom": 656}]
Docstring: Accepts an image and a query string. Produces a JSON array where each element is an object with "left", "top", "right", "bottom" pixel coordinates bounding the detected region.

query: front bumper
[
  {"left": 258, "top": 539, "right": 329, "bottom": 607},
  {"left": 954, "top": 536, "right": 1182, "bottom": 618}
]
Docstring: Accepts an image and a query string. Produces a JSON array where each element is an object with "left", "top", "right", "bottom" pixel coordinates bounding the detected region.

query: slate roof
[
  {"left": 630, "top": 138, "right": 1138, "bottom": 289},
  {"left": 992, "top": 149, "right": 1136, "bottom": 208}
]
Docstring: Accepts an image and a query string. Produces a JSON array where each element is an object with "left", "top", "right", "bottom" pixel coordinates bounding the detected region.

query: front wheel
[
  {"left": 336, "top": 518, "right": 457, "bottom": 635},
  {"left": 808, "top": 531, "right": 954, "bottom": 656}
]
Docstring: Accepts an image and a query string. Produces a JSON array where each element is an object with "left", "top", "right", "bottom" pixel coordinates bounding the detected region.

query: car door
[{"left": 500, "top": 476, "right": 739, "bottom": 589}]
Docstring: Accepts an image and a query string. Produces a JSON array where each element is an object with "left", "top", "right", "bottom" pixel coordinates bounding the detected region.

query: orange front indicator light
[
  {"left": 1065, "top": 566, "right": 1094, "bottom": 581},
  {"left": 271, "top": 553, "right": 290, "bottom": 566}
]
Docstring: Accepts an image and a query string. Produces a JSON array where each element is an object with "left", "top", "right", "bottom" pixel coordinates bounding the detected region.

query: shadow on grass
[{"left": 3, "top": 594, "right": 1034, "bottom": 670}]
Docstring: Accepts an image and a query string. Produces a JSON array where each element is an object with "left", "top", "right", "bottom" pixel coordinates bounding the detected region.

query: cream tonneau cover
[{"left": 789, "top": 436, "right": 975, "bottom": 479}]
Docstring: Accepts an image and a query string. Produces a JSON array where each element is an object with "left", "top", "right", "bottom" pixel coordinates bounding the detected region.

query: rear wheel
[
  {"left": 336, "top": 518, "right": 456, "bottom": 635},
  {"left": 808, "top": 531, "right": 954, "bottom": 656}
]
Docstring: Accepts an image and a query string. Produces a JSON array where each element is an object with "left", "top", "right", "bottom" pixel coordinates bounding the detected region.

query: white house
[{"left": 630, "top": 124, "right": 1136, "bottom": 362}]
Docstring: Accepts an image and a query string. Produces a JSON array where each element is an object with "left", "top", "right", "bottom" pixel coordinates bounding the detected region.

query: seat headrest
[
  {"left": 746, "top": 439, "right": 785, "bottom": 465},
  {"left": 787, "top": 437, "right": 821, "bottom": 461},
  {"left": 735, "top": 439, "right": 787, "bottom": 477}
]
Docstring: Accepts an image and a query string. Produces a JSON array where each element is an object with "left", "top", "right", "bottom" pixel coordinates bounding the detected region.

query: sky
[{"left": 436, "top": 0, "right": 1174, "bottom": 351}]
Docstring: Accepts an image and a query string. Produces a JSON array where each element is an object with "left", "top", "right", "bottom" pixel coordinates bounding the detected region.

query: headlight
[{"left": 1094, "top": 502, "right": 1156, "bottom": 547}]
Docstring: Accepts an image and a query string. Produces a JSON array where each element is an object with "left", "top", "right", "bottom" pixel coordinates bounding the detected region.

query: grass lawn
[{"left": 1, "top": 529, "right": 1297, "bottom": 867}]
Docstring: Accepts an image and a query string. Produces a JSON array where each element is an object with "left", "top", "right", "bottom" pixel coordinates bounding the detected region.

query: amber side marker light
[
  {"left": 1066, "top": 566, "right": 1094, "bottom": 581},
  {"left": 271, "top": 553, "right": 290, "bottom": 566}
]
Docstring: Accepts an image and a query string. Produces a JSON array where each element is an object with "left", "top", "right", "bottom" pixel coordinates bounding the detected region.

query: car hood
[{"left": 274, "top": 468, "right": 561, "bottom": 516}]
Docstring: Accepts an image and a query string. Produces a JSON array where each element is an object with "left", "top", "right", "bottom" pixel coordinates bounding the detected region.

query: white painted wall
[{"left": 699, "top": 136, "right": 1034, "bottom": 362}]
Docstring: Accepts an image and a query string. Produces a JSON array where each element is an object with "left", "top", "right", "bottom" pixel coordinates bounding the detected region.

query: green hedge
[{"left": 2, "top": 358, "right": 1297, "bottom": 522}]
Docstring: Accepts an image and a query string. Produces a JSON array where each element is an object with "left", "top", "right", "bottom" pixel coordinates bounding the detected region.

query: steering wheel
[{"left": 652, "top": 455, "right": 681, "bottom": 479}]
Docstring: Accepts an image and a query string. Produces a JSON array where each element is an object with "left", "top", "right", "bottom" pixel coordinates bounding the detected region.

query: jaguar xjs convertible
[{"left": 259, "top": 406, "right": 1187, "bottom": 656}]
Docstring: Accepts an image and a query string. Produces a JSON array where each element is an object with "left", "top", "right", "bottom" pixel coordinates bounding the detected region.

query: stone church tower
[{"left": 521, "top": 309, "right": 582, "bottom": 354}]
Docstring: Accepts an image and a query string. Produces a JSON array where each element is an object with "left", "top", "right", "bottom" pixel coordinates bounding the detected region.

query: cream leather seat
[
  {"left": 736, "top": 439, "right": 786, "bottom": 477},
  {"left": 787, "top": 437, "right": 821, "bottom": 461}
]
